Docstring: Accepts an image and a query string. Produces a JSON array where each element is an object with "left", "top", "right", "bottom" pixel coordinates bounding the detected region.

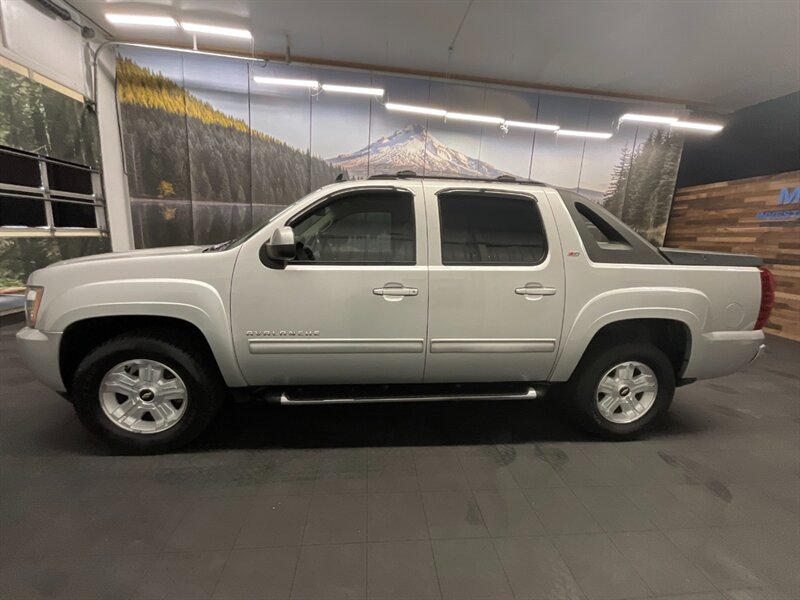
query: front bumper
[
  {"left": 683, "top": 329, "right": 765, "bottom": 380},
  {"left": 15, "top": 327, "right": 66, "bottom": 392}
]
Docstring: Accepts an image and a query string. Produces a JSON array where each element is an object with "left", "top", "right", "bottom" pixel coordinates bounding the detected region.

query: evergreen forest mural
[
  {"left": 0, "top": 65, "right": 100, "bottom": 167},
  {"left": 604, "top": 130, "right": 683, "bottom": 244}
]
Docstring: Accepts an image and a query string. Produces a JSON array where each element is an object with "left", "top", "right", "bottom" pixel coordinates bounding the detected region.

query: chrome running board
[{"left": 279, "top": 386, "right": 540, "bottom": 405}]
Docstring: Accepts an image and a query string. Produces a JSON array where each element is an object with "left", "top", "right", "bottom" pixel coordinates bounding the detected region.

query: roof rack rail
[{"left": 367, "top": 171, "right": 547, "bottom": 186}]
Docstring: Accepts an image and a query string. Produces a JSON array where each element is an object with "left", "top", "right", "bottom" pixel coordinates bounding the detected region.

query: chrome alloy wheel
[
  {"left": 99, "top": 359, "right": 188, "bottom": 434},
  {"left": 595, "top": 361, "right": 658, "bottom": 424}
]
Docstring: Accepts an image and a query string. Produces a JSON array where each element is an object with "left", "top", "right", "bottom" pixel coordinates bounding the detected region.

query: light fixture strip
[
  {"left": 445, "top": 112, "right": 505, "bottom": 125},
  {"left": 504, "top": 120, "right": 560, "bottom": 131},
  {"left": 105, "top": 14, "right": 178, "bottom": 27},
  {"left": 557, "top": 130, "right": 613, "bottom": 139},
  {"left": 671, "top": 120, "right": 724, "bottom": 132},
  {"left": 619, "top": 113, "right": 679, "bottom": 125},
  {"left": 106, "top": 36, "right": 695, "bottom": 139},
  {"left": 120, "top": 43, "right": 264, "bottom": 62},
  {"left": 321, "top": 84, "right": 385, "bottom": 96},
  {"left": 180, "top": 22, "right": 252, "bottom": 39},
  {"left": 253, "top": 76, "right": 320, "bottom": 89},
  {"left": 385, "top": 103, "right": 447, "bottom": 117}
]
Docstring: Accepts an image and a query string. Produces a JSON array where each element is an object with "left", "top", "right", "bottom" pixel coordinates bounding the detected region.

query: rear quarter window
[{"left": 558, "top": 189, "right": 667, "bottom": 265}]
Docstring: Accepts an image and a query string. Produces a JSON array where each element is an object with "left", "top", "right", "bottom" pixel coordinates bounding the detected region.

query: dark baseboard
[{"left": 0, "top": 311, "right": 24, "bottom": 327}]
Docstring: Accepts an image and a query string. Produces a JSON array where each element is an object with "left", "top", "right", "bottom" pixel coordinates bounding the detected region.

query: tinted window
[
  {"left": 557, "top": 188, "right": 667, "bottom": 265},
  {"left": 0, "top": 195, "right": 47, "bottom": 227},
  {"left": 0, "top": 151, "right": 40, "bottom": 187},
  {"left": 438, "top": 193, "right": 547, "bottom": 265},
  {"left": 51, "top": 200, "right": 97, "bottom": 228},
  {"left": 291, "top": 190, "right": 415, "bottom": 264},
  {"left": 575, "top": 202, "right": 629, "bottom": 248},
  {"left": 47, "top": 162, "right": 92, "bottom": 195}
]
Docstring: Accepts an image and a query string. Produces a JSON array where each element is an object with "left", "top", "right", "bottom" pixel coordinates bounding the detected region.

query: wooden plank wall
[{"left": 664, "top": 170, "right": 800, "bottom": 341}]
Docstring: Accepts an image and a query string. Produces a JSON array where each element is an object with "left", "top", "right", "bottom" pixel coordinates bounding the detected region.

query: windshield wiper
[{"left": 203, "top": 240, "right": 232, "bottom": 253}]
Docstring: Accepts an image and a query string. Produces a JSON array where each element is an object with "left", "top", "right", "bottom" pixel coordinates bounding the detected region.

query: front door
[
  {"left": 423, "top": 184, "right": 565, "bottom": 383},
  {"left": 230, "top": 185, "right": 428, "bottom": 386}
]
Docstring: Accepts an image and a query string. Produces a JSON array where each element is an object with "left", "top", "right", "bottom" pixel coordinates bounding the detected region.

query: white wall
[
  {"left": 94, "top": 47, "right": 135, "bottom": 251},
  {"left": 0, "top": 0, "right": 134, "bottom": 251}
]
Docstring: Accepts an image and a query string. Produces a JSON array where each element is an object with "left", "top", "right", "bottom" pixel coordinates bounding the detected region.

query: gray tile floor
[{"left": 1, "top": 322, "right": 798, "bottom": 600}]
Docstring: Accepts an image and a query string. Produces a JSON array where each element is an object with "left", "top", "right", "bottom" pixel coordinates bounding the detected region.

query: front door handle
[
  {"left": 373, "top": 284, "right": 419, "bottom": 297},
  {"left": 515, "top": 283, "right": 557, "bottom": 297}
]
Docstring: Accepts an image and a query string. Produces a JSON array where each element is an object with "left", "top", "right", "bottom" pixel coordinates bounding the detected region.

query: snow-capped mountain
[{"left": 326, "top": 124, "right": 508, "bottom": 179}]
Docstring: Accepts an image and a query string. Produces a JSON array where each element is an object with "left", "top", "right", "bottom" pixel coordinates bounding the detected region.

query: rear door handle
[
  {"left": 515, "top": 283, "right": 557, "bottom": 296},
  {"left": 373, "top": 285, "right": 419, "bottom": 297}
]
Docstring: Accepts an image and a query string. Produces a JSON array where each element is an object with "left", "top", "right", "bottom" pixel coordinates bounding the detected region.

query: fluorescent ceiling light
[
  {"left": 619, "top": 113, "right": 679, "bottom": 125},
  {"left": 385, "top": 103, "right": 447, "bottom": 117},
  {"left": 446, "top": 112, "right": 505, "bottom": 125},
  {"left": 671, "top": 120, "right": 724, "bottom": 132},
  {"left": 557, "top": 129, "right": 613, "bottom": 139},
  {"left": 321, "top": 84, "right": 384, "bottom": 96},
  {"left": 504, "top": 120, "right": 560, "bottom": 131},
  {"left": 253, "top": 76, "right": 320, "bottom": 89},
  {"left": 181, "top": 22, "right": 252, "bottom": 39},
  {"left": 121, "top": 43, "right": 263, "bottom": 62},
  {"left": 106, "top": 14, "right": 178, "bottom": 27}
]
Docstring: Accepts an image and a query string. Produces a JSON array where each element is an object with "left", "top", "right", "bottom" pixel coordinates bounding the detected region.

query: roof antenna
[
  {"left": 445, "top": 0, "right": 473, "bottom": 109},
  {"left": 284, "top": 32, "right": 292, "bottom": 64},
  {"left": 448, "top": 0, "right": 474, "bottom": 54}
]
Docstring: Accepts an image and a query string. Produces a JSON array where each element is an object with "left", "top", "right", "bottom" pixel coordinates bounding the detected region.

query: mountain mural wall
[
  {"left": 328, "top": 125, "right": 506, "bottom": 179},
  {"left": 116, "top": 49, "right": 686, "bottom": 247}
]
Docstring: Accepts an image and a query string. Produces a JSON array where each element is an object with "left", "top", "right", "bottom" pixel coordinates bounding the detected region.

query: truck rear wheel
[
  {"left": 567, "top": 342, "right": 675, "bottom": 440},
  {"left": 71, "top": 330, "right": 225, "bottom": 454}
]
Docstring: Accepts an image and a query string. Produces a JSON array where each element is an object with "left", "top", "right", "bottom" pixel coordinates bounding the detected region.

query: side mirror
[{"left": 266, "top": 226, "right": 296, "bottom": 262}]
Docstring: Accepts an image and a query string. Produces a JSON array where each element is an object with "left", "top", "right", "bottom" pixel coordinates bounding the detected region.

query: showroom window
[
  {"left": 0, "top": 145, "right": 106, "bottom": 236},
  {"left": 290, "top": 189, "right": 415, "bottom": 264},
  {"left": 438, "top": 192, "right": 547, "bottom": 265}
]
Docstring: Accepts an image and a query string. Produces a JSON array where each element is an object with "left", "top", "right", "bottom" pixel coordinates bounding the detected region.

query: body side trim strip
[
  {"left": 430, "top": 338, "right": 556, "bottom": 353},
  {"left": 249, "top": 338, "right": 424, "bottom": 354}
]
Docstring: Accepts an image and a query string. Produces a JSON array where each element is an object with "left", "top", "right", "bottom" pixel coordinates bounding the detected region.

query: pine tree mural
[
  {"left": 115, "top": 56, "right": 340, "bottom": 247},
  {"left": 603, "top": 143, "right": 632, "bottom": 218},
  {"left": 0, "top": 65, "right": 99, "bottom": 166},
  {"left": 602, "top": 128, "right": 682, "bottom": 245}
]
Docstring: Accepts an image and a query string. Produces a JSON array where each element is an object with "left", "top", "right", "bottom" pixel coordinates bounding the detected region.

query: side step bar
[{"left": 278, "top": 385, "right": 543, "bottom": 405}]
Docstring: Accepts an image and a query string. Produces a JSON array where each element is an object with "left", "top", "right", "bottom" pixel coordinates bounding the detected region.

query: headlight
[{"left": 25, "top": 286, "right": 44, "bottom": 328}]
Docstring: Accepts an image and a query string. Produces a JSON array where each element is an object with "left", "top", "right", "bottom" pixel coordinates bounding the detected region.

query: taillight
[{"left": 754, "top": 267, "right": 775, "bottom": 330}]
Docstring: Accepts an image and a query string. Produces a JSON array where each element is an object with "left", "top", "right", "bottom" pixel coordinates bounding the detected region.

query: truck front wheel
[
  {"left": 71, "top": 330, "right": 225, "bottom": 454},
  {"left": 567, "top": 342, "right": 675, "bottom": 440}
]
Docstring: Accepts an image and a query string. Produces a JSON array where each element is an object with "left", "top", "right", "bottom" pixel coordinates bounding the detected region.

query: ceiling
[{"left": 68, "top": 0, "right": 800, "bottom": 111}]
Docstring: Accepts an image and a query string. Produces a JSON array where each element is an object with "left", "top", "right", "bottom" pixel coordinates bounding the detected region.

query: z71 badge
[{"left": 246, "top": 329, "right": 320, "bottom": 337}]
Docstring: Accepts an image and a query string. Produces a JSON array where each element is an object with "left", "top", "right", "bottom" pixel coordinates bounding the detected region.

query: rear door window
[{"left": 438, "top": 192, "right": 547, "bottom": 265}]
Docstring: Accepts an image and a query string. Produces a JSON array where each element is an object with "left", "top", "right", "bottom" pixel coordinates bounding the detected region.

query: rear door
[{"left": 423, "top": 184, "right": 565, "bottom": 383}]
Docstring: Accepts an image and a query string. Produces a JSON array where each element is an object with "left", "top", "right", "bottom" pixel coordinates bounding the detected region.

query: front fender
[
  {"left": 550, "top": 287, "right": 709, "bottom": 381},
  {"left": 44, "top": 279, "right": 247, "bottom": 388}
]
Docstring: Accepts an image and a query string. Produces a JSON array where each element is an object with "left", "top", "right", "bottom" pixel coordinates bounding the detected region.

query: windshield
[{"left": 205, "top": 192, "right": 314, "bottom": 252}]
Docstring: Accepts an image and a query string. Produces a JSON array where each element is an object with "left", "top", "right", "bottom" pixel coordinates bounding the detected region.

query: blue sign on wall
[
  {"left": 778, "top": 187, "right": 800, "bottom": 205},
  {"left": 756, "top": 186, "right": 800, "bottom": 221}
]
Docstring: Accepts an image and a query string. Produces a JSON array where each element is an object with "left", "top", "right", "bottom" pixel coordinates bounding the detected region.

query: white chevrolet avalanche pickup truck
[{"left": 17, "top": 175, "right": 773, "bottom": 453}]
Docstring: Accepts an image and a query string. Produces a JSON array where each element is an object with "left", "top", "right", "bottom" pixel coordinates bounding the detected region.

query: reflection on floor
[{"left": 1, "top": 322, "right": 798, "bottom": 600}]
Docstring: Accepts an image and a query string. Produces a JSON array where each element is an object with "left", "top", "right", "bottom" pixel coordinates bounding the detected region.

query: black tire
[
  {"left": 566, "top": 342, "right": 675, "bottom": 440},
  {"left": 71, "top": 329, "right": 225, "bottom": 454}
]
